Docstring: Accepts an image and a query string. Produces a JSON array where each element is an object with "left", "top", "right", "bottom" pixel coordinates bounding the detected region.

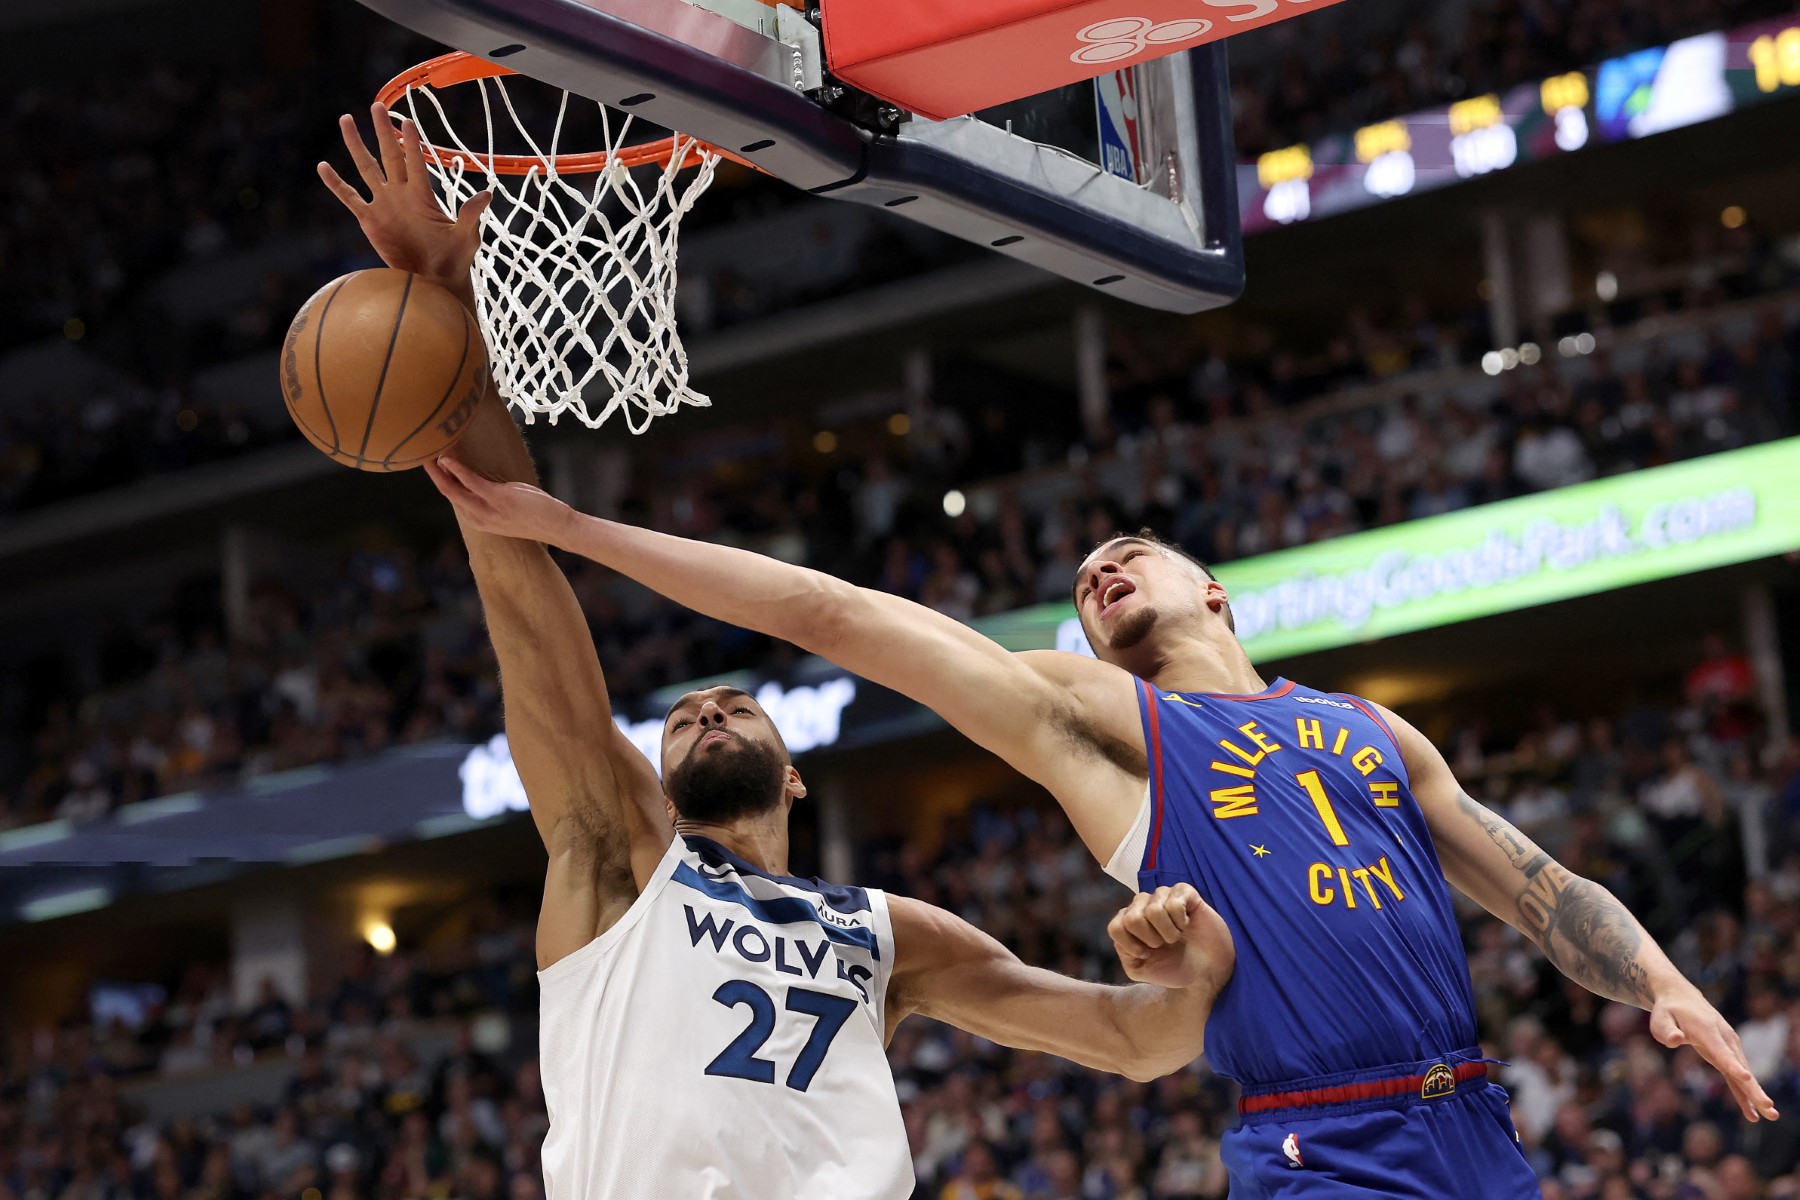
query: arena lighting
[
  {"left": 1238, "top": 14, "right": 1800, "bottom": 236},
  {"left": 887, "top": 413, "right": 911, "bottom": 436},
  {"left": 1519, "top": 342, "right": 1542, "bottom": 365},
  {"left": 1721, "top": 205, "right": 1747, "bottom": 229},
  {"left": 20, "top": 886, "right": 112, "bottom": 922},
  {"left": 812, "top": 430, "right": 838, "bottom": 454},
  {"left": 459, "top": 677, "right": 861, "bottom": 819},
  {"left": 1481, "top": 351, "right": 1505, "bottom": 376},
  {"left": 364, "top": 921, "right": 397, "bottom": 955},
  {"left": 1597, "top": 272, "right": 1620, "bottom": 301},
  {"left": 1222, "top": 438, "right": 1800, "bottom": 660},
  {"left": 1575, "top": 332, "right": 1597, "bottom": 354},
  {"left": 943, "top": 489, "right": 967, "bottom": 518}
]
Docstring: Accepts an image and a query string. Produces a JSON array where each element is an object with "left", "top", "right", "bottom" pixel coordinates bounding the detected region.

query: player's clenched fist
[{"left": 1108, "top": 883, "right": 1235, "bottom": 991}]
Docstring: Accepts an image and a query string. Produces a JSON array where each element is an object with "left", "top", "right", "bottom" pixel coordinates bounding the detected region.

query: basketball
[{"left": 280, "top": 268, "right": 487, "bottom": 471}]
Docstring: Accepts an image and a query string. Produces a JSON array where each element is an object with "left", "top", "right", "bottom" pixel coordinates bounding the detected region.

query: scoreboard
[{"left": 1239, "top": 13, "right": 1800, "bottom": 234}]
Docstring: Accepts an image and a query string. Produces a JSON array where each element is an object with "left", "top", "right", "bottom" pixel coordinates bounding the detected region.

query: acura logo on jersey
[{"left": 1071, "top": 17, "right": 1213, "bottom": 64}]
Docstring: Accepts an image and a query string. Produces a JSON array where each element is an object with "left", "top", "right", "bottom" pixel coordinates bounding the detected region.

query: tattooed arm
[
  {"left": 1375, "top": 703, "right": 1778, "bottom": 1123},
  {"left": 1444, "top": 788, "right": 1657, "bottom": 1004}
]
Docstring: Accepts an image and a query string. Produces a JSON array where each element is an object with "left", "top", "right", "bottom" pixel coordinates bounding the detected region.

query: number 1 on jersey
[{"left": 1296, "top": 769, "right": 1351, "bottom": 846}]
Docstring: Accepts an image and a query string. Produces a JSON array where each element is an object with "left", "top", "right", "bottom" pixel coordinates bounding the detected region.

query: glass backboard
[{"left": 352, "top": 0, "right": 1245, "bottom": 312}]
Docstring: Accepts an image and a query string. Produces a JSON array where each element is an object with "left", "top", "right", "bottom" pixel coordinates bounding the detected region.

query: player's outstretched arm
[
  {"left": 424, "top": 459, "right": 1152, "bottom": 860},
  {"left": 1380, "top": 702, "right": 1779, "bottom": 1124},
  {"left": 884, "top": 885, "right": 1233, "bottom": 1083},
  {"left": 323, "top": 106, "right": 670, "bottom": 965}
]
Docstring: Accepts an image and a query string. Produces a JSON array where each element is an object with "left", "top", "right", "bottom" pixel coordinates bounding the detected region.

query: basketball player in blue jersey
[
  {"left": 430, "top": 441, "right": 1781, "bottom": 1197},
  {"left": 323, "top": 109, "right": 1238, "bottom": 1199}
]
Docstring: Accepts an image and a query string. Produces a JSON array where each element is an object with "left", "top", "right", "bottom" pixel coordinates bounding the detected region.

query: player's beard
[
  {"left": 1106, "top": 603, "right": 1159, "bottom": 652},
  {"left": 666, "top": 735, "right": 787, "bottom": 824}
]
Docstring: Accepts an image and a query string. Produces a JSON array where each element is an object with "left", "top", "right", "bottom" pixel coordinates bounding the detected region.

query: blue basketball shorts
[{"left": 1220, "top": 1052, "right": 1540, "bottom": 1199}]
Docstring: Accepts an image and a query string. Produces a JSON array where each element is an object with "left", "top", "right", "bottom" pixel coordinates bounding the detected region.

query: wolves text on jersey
[{"left": 684, "top": 905, "right": 876, "bottom": 1003}]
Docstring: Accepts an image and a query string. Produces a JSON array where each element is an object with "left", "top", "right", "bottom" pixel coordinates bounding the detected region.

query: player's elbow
[
  {"left": 1115, "top": 1044, "right": 1196, "bottom": 1083},
  {"left": 1107, "top": 1000, "right": 1205, "bottom": 1082},
  {"left": 1127, "top": 1033, "right": 1206, "bottom": 1082}
]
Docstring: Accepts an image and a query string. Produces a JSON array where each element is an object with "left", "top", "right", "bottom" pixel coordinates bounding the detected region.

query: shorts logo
[
  {"left": 1281, "top": 1132, "right": 1303, "bottom": 1168},
  {"left": 1071, "top": 17, "right": 1213, "bottom": 64},
  {"left": 1420, "top": 1063, "right": 1457, "bottom": 1099}
]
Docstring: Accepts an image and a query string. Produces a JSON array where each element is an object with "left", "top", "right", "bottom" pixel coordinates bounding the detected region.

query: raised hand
[
  {"left": 1108, "top": 883, "right": 1235, "bottom": 992},
  {"left": 317, "top": 103, "right": 492, "bottom": 293},
  {"left": 1650, "top": 984, "right": 1780, "bottom": 1122},
  {"left": 425, "top": 455, "right": 580, "bottom": 547}
]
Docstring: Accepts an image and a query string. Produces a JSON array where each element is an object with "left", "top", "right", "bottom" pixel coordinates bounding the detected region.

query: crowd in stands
[
  {"left": 0, "top": 11, "right": 959, "bottom": 516},
  {"left": 8, "top": 0, "right": 1800, "bottom": 516},
  {"left": 1231, "top": 0, "right": 1800, "bottom": 154},
  {"left": 5, "top": 664, "right": 1800, "bottom": 1199},
  {"left": 5, "top": 264, "right": 1798, "bottom": 830}
]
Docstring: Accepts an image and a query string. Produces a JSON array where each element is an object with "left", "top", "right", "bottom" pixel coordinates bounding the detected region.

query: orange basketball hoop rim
[{"left": 376, "top": 51, "right": 758, "bottom": 174}]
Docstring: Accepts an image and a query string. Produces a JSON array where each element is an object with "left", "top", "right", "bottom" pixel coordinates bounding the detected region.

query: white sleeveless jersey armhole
[
  {"left": 1102, "top": 781, "right": 1153, "bottom": 891},
  {"left": 537, "top": 835, "right": 912, "bottom": 1200}
]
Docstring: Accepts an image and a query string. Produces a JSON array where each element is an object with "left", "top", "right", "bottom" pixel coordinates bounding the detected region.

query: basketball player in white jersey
[{"left": 321, "top": 107, "right": 1235, "bottom": 1200}]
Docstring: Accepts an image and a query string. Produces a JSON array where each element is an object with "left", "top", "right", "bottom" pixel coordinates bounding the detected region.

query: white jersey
[{"left": 538, "top": 834, "right": 913, "bottom": 1200}]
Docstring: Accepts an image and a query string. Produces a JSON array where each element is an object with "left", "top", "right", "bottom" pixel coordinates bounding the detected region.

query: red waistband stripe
[{"left": 1239, "top": 1061, "right": 1487, "bottom": 1115}]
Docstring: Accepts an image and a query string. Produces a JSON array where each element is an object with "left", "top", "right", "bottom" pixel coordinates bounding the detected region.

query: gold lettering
[
  {"left": 1209, "top": 785, "right": 1259, "bottom": 820},
  {"left": 1368, "top": 856, "right": 1405, "bottom": 901},
  {"left": 1351, "top": 867, "right": 1383, "bottom": 909},
  {"left": 1331, "top": 728, "right": 1350, "bottom": 755},
  {"left": 1308, "top": 863, "right": 1335, "bottom": 905},
  {"left": 1352, "top": 746, "right": 1384, "bottom": 777},
  {"left": 1295, "top": 717, "right": 1325, "bottom": 749},
  {"left": 1338, "top": 867, "right": 1357, "bottom": 909},
  {"left": 1218, "top": 738, "right": 1270, "bottom": 768},
  {"left": 1369, "top": 781, "right": 1401, "bottom": 808},
  {"left": 1239, "top": 721, "right": 1282, "bottom": 756},
  {"left": 1210, "top": 760, "right": 1257, "bottom": 779}
]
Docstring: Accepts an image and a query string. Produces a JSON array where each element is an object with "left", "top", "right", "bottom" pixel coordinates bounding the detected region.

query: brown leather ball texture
[{"left": 281, "top": 268, "right": 488, "bottom": 471}]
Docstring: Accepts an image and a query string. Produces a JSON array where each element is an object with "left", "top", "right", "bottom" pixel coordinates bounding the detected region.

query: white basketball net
[{"left": 398, "top": 78, "right": 721, "bottom": 430}]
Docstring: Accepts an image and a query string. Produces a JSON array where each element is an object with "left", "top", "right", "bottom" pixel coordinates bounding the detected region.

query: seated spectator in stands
[{"left": 942, "top": 1141, "right": 1023, "bottom": 1200}]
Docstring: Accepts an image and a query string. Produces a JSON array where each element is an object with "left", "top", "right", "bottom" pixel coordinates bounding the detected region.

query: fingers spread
[
  {"left": 399, "top": 117, "right": 443, "bottom": 182},
  {"left": 340, "top": 113, "right": 386, "bottom": 191},
  {"left": 317, "top": 162, "right": 366, "bottom": 211},
  {"left": 458, "top": 190, "right": 495, "bottom": 229},
  {"left": 371, "top": 102, "right": 408, "bottom": 186}
]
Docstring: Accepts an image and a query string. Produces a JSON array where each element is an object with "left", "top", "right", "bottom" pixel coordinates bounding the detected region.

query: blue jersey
[{"left": 1131, "top": 677, "right": 1480, "bottom": 1087}]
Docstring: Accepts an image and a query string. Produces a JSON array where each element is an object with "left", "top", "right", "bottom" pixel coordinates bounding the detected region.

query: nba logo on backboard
[
  {"left": 1420, "top": 1063, "right": 1457, "bottom": 1099},
  {"left": 1094, "top": 68, "right": 1144, "bottom": 182}
]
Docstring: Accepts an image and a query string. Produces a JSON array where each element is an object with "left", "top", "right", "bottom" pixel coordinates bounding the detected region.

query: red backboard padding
[{"left": 820, "top": 0, "right": 1346, "bottom": 121}]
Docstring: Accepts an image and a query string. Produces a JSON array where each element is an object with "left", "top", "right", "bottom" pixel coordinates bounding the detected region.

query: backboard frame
[{"left": 353, "top": 0, "right": 1245, "bottom": 313}]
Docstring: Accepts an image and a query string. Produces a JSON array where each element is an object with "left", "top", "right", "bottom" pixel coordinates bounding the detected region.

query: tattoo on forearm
[{"left": 1456, "top": 792, "right": 1653, "bottom": 1007}]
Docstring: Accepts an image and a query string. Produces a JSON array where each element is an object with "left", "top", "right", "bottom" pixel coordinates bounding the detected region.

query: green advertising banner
[{"left": 969, "top": 437, "right": 1800, "bottom": 664}]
